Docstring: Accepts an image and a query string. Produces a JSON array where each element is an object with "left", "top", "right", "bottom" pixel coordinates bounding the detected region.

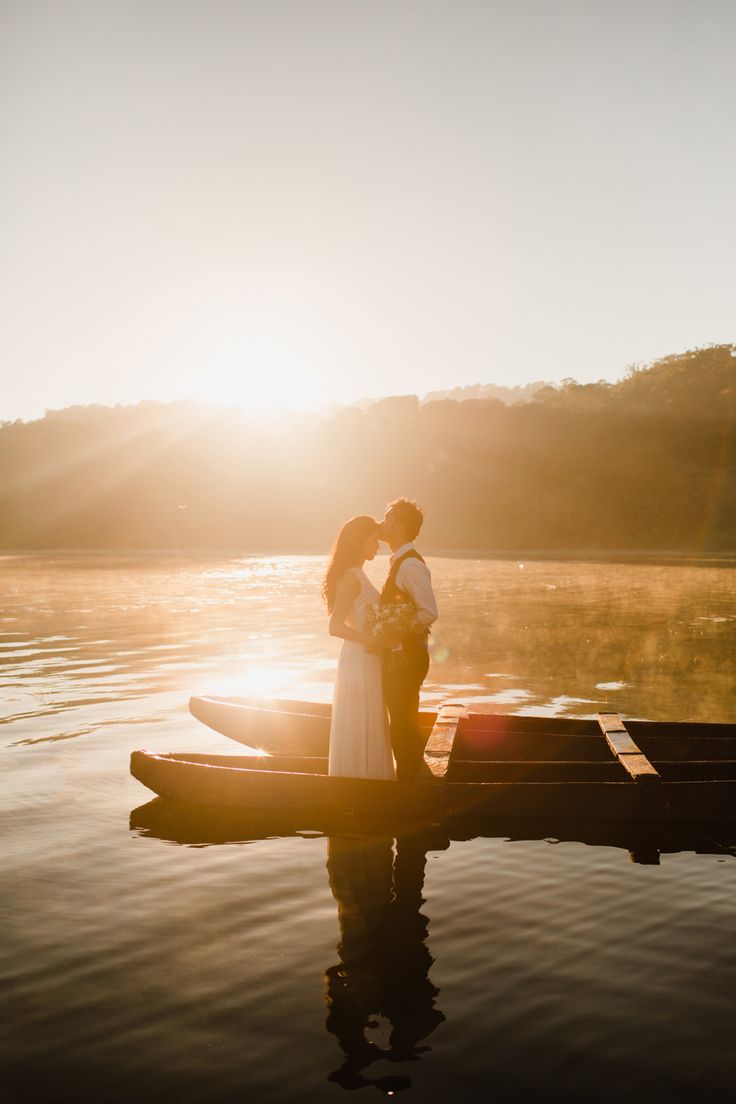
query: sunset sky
[{"left": 2, "top": 0, "right": 734, "bottom": 421}]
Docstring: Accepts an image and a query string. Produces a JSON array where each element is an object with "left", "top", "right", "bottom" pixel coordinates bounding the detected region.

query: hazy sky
[{"left": 2, "top": 0, "right": 734, "bottom": 420}]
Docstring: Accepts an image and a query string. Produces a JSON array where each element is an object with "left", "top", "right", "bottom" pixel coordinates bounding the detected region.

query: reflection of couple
[
  {"left": 322, "top": 498, "right": 438, "bottom": 783},
  {"left": 324, "top": 831, "right": 445, "bottom": 1092}
]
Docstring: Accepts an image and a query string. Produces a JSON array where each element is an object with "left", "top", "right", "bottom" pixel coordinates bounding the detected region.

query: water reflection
[
  {"left": 130, "top": 799, "right": 736, "bottom": 860},
  {"left": 324, "top": 830, "right": 446, "bottom": 1093},
  {"left": 129, "top": 798, "right": 736, "bottom": 1097}
]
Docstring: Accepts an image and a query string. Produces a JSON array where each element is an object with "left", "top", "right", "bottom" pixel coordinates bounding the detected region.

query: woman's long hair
[{"left": 322, "top": 515, "right": 379, "bottom": 613}]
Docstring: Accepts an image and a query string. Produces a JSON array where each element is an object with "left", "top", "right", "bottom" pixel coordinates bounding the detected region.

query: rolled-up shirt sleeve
[{"left": 396, "top": 558, "right": 438, "bottom": 627}]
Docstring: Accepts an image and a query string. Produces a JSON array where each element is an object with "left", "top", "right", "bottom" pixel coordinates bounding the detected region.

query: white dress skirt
[{"left": 328, "top": 568, "right": 396, "bottom": 780}]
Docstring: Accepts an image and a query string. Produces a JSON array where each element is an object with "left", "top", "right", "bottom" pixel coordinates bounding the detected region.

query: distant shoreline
[{"left": 2, "top": 547, "right": 735, "bottom": 567}]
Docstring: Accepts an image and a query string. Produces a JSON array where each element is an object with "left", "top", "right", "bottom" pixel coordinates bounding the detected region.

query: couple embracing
[{"left": 322, "top": 498, "right": 438, "bottom": 784}]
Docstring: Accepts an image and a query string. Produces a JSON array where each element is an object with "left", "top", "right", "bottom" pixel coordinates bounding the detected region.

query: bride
[{"left": 322, "top": 515, "right": 395, "bottom": 781}]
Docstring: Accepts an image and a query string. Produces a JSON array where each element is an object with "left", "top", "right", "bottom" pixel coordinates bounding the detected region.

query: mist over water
[
  {"left": 3, "top": 552, "right": 735, "bottom": 739},
  {"left": 2, "top": 554, "right": 735, "bottom": 1102}
]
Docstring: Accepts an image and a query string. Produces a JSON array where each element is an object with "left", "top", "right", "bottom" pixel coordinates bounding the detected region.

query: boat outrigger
[{"left": 129, "top": 697, "right": 736, "bottom": 823}]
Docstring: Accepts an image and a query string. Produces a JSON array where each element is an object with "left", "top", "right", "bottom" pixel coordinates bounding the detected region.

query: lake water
[{"left": 2, "top": 553, "right": 735, "bottom": 1102}]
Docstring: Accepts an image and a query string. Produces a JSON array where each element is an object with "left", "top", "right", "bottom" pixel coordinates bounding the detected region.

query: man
[{"left": 379, "top": 498, "right": 438, "bottom": 782}]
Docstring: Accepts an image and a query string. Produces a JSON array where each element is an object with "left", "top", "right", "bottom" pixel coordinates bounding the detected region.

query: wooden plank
[
  {"left": 423, "top": 702, "right": 468, "bottom": 781},
  {"left": 635, "top": 736, "right": 736, "bottom": 762},
  {"left": 627, "top": 720, "right": 736, "bottom": 740},
  {"left": 447, "top": 760, "right": 626, "bottom": 784},
  {"left": 454, "top": 732, "right": 614, "bottom": 762},
  {"left": 597, "top": 713, "right": 661, "bottom": 785},
  {"left": 460, "top": 712, "right": 599, "bottom": 735},
  {"left": 606, "top": 730, "right": 642, "bottom": 757},
  {"left": 448, "top": 727, "right": 736, "bottom": 764},
  {"left": 597, "top": 712, "right": 629, "bottom": 734},
  {"left": 619, "top": 754, "right": 661, "bottom": 781},
  {"left": 653, "top": 760, "right": 736, "bottom": 782}
]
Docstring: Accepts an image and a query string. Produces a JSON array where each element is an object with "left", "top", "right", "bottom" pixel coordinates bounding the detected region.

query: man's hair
[{"left": 387, "top": 497, "right": 425, "bottom": 541}]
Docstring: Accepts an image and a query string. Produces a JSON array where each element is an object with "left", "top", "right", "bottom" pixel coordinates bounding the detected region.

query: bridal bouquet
[{"left": 365, "top": 601, "right": 421, "bottom": 647}]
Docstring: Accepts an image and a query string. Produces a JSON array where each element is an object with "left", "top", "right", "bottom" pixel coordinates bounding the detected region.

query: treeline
[{"left": 1, "top": 345, "right": 734, "bottom": 553}]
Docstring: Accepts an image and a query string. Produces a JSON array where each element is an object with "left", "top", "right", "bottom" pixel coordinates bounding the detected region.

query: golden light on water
[{"left": 231, "top": 663, "right": 293, "bottom": 700}]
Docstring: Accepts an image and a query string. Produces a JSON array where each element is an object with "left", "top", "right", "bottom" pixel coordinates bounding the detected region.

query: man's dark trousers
[{"left": 383, "top": 644, "right": 430, "bottom": 783}]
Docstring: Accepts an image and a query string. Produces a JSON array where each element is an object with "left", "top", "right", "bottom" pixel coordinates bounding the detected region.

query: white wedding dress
[{"left": 328, "top": 567, "right": 396, "bottom": 780}]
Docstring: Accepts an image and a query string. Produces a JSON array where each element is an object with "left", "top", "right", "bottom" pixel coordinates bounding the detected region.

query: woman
[{"left": 323, "top": 515, "right": 395, "bottom": 780}]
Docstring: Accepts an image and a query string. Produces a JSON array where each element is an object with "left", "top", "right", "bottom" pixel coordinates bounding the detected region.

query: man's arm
[{"left": 396, "top": 558, "right": 438, "bottom": 627}]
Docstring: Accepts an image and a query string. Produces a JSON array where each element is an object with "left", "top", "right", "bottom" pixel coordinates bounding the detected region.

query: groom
[{"left": 379, "top": 498, "right": 438, "bottom": 783}]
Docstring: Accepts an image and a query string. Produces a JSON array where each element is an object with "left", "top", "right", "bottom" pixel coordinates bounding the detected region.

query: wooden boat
[{"left": 129, "top": 699, "right": 736, "bottom": 822}]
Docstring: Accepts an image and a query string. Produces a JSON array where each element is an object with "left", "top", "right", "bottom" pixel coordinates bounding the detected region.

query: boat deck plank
[
  {"left": 423, "top": 703, "right": 468, "bottom": 780},
  {"left": 598, "top": 713, "right": 661, "bottom": 785}
]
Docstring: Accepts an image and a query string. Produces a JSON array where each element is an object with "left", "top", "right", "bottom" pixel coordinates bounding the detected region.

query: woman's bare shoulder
[{"left": 335, "top": 568, "right": 361, "bottom": 595}]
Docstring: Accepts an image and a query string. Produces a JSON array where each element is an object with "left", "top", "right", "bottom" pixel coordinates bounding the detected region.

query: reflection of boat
[
  {"left": 130, "top": 797, "right": 449, "bottom": 848},
  {"left": 130, "top": 698, "right": 736, "bottom": 822},
  {"left": 129, "top": 797, "right": 736, "bottom": 863}
]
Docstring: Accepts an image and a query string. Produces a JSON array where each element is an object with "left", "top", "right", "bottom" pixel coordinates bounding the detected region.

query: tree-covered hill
[{"left": 1, "top": 345, "right": 734, "bottom": 553}]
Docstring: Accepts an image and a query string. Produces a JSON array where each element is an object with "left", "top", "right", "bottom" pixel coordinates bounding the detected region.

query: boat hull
[
  {"left": 189, "top": 695, "right": 333, "bottom": 755},
  {"left": 130, "top": 750, "right": 736, "bottom": 822},
  {"left": 131, "top": 751, "right": 440, "bottom": 817},
  {"left": 142, "top": 697, "right": 736, "bottom": 821}
]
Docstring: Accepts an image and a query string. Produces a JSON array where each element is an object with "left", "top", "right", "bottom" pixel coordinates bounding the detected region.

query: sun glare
[
  {"left": 229, "top": 368, "right": 324, "bottom": 413},
  {"left": 197, "top": 314, "right": 336, "bottom": 413},
  {"left": 235, "top": 663, "right": 290, "bottom": 699},
  {"left": 205, "top": 365, "right": 322, "bottom": 414}
]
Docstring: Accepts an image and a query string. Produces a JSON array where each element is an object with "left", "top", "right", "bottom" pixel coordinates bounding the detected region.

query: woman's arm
[{"left": 329, "top": 572, "right": 372, "bottom": 645}]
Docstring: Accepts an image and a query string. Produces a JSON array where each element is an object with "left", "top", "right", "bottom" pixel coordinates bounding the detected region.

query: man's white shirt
[{"left": 389, "top": 542, "right": 438, "bottom": 628}]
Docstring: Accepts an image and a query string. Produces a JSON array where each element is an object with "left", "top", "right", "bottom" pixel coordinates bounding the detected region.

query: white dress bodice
[{"left": 345, "top": 567, "right": 380, "bottom": 634}]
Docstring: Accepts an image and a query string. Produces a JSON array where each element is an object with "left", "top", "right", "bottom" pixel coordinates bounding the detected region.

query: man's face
[{"left": 381, "top": 507, "right": 400, "bottom": 545}]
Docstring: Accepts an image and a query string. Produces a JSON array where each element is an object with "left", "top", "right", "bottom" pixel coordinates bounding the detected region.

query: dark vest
[
  {"left": 381, "top": 548, "right": 425, "bottom": 604},
  {"left": 380, "top": 549, "right": 428, "bottom": 654}
]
